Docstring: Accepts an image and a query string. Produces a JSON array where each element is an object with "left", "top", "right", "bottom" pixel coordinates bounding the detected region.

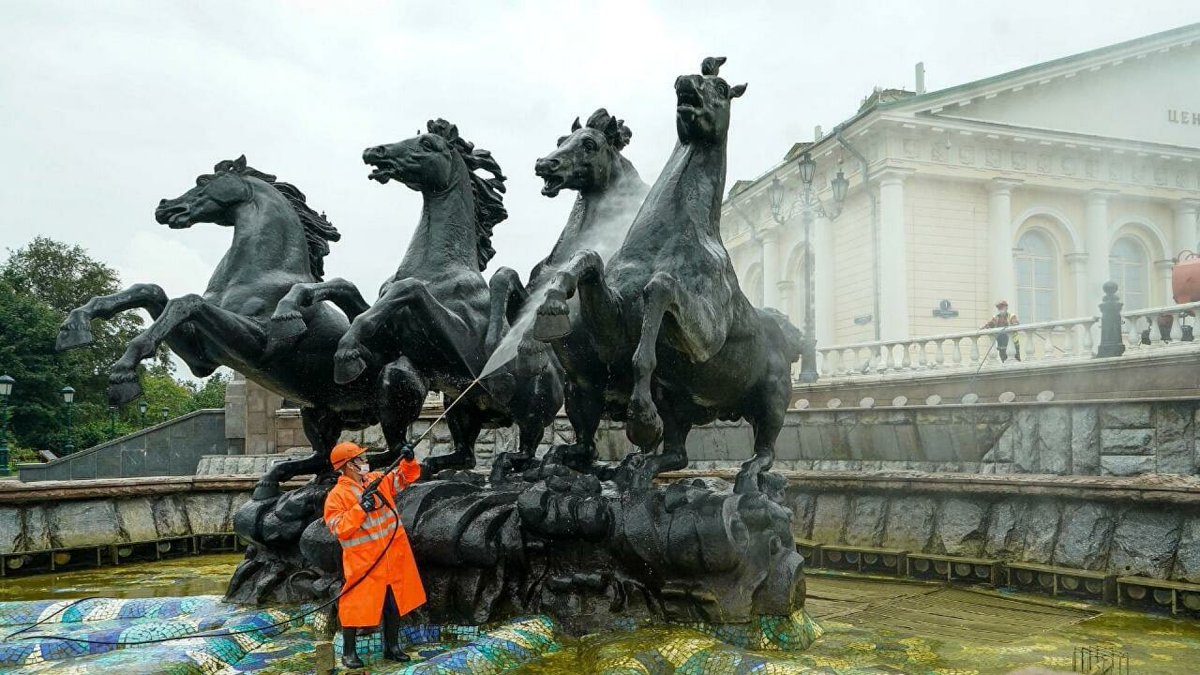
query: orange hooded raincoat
[{"left": 323, "top": 460, "right": 425, "bottom": 628}]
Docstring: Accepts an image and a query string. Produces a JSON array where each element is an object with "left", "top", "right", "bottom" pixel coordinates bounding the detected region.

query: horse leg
[
  {"left": 533, "top": 250, "right": 621, "bottom": 347},
  {"left": 376, "top": 356, "right": 428, "bottom": 458},
  {"left": 484, "top": 266, "right": 526, "bottom": 355},
  {"left": 58, "top": 283, "right": 168, "bottom": 351},
  {"left": 424, "top": 405, "right": 481, "bottom": 475},
  {"left": 558, "top": 381, "right": 604, "bottom": 471},
  {"left": 58, "top": 283, "right": 219, "bottom": 377},
  {"left": 257, "top": 406, "right": 342, "bottom": 498},
  {"left": 270, "top": 278, "right": 370, "bottom": 341},
  {"left": 735, "top": 372, "right": 790, "bottom": 494},
  {"left": 108, "top": 295, "right": 266, "bottom": 405},
  {"left": 625, "top": 273, "right": 679, "bottom": 449},
  {"left": 335, "top": 278, "right": 474, "bottom": 384}
]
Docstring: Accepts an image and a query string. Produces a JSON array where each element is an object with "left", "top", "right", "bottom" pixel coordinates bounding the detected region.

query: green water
[
  {"left": 2, "top": 555, "right": 1199, "bottom": 673},
  {"left": 0, "top": 553, "right": 241, "bottom": 602}
]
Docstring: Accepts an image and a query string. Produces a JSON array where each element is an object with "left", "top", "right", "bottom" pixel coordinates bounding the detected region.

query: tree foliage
[{"left": 0, "top": 238, "right": 225, "bottom": 456}]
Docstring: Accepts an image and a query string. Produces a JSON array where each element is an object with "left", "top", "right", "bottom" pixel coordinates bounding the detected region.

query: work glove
[
  {"left": 360, "top": 491, "right": 383, "bottom": 513},
  {"left": 400, "top": 444, "right": 415, "bottom": 462}
]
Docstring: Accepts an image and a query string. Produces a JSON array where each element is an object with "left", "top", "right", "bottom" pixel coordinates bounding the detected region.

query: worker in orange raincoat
[{"left": 324, "top": 442, "right": 425, "bottom": 669}]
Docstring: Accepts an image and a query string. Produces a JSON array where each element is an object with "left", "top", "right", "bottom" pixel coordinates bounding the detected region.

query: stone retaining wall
[
  {"left": 18, "top": 410, "right": 228, "bottom": 482},
  {"left": 0, "top": 477, "right": 257, "bottom": 555},
  {"left": 740, "top": 471, "right": 1200, "bottom": 583}
]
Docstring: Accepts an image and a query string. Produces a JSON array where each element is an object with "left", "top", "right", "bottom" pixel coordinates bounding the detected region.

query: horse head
[
  {"left": 674, "top": 56, "right": 746, "bottom": 145},
  {"left": 364, "top": 120, "right": 506, "bottom": 271},
  {"left": 155, "top": 155, "right": 274, "bottom": 229},
  {"left": 362, "top": 120, "right": 466, "bottom": 194},
  {"left": 534, "top": 109, "right": 633, "bottom": 198}
]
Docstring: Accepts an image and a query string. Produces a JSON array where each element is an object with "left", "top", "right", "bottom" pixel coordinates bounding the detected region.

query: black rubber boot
[
  {"left": 341, "top": 628, "right": 364, "bottom": 669},
  {"left": 382, "top": 590, "right": 410, "bottom": 662}
]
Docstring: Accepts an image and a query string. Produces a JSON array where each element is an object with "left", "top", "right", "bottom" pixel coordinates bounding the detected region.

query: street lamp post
[
  {"left": 0, "top": 375, "right": 15, "bottom": 477},
  {"left": 161, "top": 407, "right": 170, "bottom": 423},
  {"left": 768, "top": 151, "right": 849, "bottom": 383},
  {"left": 60, "top": 386, "right": 75, "bottom": 455},
  {"left": 108, "top": 405, "right": 118, "bottom": 439},
  {"left": 138, "top": 400, "right": 148, "bottom": 428}
]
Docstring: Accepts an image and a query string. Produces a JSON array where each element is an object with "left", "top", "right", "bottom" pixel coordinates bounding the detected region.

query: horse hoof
[
  {"left": 107, "top": 378, "right": 143, "bottom": 407},
  {"left": 625, "top": 399, "right": 663, "bottom": 448},
  {"left": 333, "top": 350, "right": 369, "bottom": 384},
  {"left": 269, "top": 312, "right": 307, "bottom": 341},
  {"left": 532, "top": 310, "right": 571, "bottom": 342},
  {"left": 56, "top": 324, "right": 94, "bottom": 351}
]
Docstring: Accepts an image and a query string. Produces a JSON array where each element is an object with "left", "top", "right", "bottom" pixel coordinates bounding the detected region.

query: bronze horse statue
[
  {"left": 533, "top": 58, "right": 801, "bottom": 490},
  {"left": 56, "top": 156, "right": 413, "bottom": 491},
  {"left": 275, "top": 119, "right": 563, "bottom": 473},
  {"left": 529, "top": 109, "right": 649, "bottom": 470}
]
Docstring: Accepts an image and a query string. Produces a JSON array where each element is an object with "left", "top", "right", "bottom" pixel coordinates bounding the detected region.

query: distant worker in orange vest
[
  {"left": 324, "top": 441, "right": 425, "bottom": 669},
  {"left": 982, "top": 300, "right": 1021, "bottom": 362}
]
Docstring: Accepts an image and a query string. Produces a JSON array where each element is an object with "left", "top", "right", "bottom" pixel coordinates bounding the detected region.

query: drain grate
[{"left": 837, "top": 587, "right": 1098, "bottom": 645}]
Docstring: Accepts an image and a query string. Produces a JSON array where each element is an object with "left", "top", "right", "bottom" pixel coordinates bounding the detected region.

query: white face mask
[{"left": 347, "top": 457, "right": 368, "bottom": 473}]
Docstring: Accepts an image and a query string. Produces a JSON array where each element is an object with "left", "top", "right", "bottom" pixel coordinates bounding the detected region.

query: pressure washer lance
[{"left": 7, "top": 376, "right": 485, "bottom": 648}]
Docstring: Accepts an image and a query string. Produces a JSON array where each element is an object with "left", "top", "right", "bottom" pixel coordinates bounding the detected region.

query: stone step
[{"left": 195, "top": 451, "right": 310, "bottom": 476}]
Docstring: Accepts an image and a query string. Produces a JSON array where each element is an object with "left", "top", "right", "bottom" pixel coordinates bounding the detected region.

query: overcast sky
[{"left": 2, "top": 2, "right": 1197, "bottom": 313}]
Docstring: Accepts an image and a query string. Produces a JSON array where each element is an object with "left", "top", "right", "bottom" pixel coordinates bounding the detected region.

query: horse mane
[
  {"left": 211, "top": 156, "right": 341, "bottom": 279},
  {"left": 426, "top": 119, "right": 506, "bottom": 271},
  {"left": 584, "top": 108, "right": 633, "bottom": 151}
]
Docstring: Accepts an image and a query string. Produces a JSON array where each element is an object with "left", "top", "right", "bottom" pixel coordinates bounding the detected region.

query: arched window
[
  {"left": 1109, "top": 236, "right": 1148, "bottom": 311},
  {"left": 1014, "top": 229, "right": 1057, "bottom": 322},
  {"left": 743, "top": 266, "right": 764, "bottom": 307}
]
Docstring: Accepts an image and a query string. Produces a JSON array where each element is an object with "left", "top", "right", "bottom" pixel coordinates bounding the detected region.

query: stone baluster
[
  {"left": 970, "top": 336, "right": 982, "bottom": 365},
  {"left": 951, "top": 337, "right": 963, "bottom": 366}
]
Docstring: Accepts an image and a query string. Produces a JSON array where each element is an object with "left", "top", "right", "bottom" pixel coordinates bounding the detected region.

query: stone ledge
[
  {"left": 661, "top": 469, "right": 1200, "bottom": 505},
  {"left": 0, "top": 475, "right": 306, "bottom": 505}
]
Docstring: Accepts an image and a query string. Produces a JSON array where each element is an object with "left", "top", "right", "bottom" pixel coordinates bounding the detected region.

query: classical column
[
  {"left": 1066, "top": 253, "right": 1090, "bottom": 316},
  {"left": 987, "top": 179, "right": 1022, "bottom": 306},
  {"left": 877, "top": 169, "right": 914, "bottom": 341},
  {"left": 1176, "top": 198, "right": 1200, "bottom": 255},
  {"left": 814, "top": 215, "right": 835, "bottom": 350},
  {"left": 1155, "top": 260, "right": 1175, "bottom": 306},
  {"left": 777, "top": 280, "right": 795, "bottom": 321},
  {"left": 1085, "top": 190, "right": 1117, "bottom": 296},
  {"left": 760, "top": 228, "right": 781, "bottom": 310}
]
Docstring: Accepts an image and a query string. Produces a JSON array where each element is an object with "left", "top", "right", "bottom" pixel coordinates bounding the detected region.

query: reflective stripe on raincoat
[{"left": 323, "top": 460, "right": 425, "bottom": 628}]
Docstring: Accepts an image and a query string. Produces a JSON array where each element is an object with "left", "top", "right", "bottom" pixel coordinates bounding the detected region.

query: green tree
[{"left": 0, "top": 237, "right": 211, "bottom": 455}]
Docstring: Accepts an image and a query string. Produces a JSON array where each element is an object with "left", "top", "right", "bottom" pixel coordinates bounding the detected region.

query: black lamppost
[
  {"left": 768, "top": 151, "right": 849, "bottom": 383},
  {"left": 60, "top": 386, "right": 75, "bottom": 455},
  {"left": 108, "top": 405, "right": 118, "bottom": 439},
  {"left": 161, "top": 406, "right": 170, "bottom": 423},
  {"left": 138, "top": 399, "right": 149, "bottom": 428},
  {"left": 0, "top": 375, "right": 14, "bottom": 477}
]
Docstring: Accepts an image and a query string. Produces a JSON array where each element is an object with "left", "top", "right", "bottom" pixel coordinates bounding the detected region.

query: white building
[{"left": 722, "top": 23, "right": 1200, "bottom": 351}]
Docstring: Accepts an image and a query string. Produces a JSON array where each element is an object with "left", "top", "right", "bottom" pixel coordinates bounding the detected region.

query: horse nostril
[
  {"left": 158, "top": 199, "right": 168, "bottom": 206},
  {"left": 536, "top": 158, "right": 559, "bottom": 172}
]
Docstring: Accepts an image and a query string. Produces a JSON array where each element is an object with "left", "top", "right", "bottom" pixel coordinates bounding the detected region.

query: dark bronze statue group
[{"left": 58, "top": 58, "right": 809, "bottom": 632}]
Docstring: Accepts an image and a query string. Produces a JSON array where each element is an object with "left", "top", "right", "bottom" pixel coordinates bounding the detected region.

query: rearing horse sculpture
[
  {"left": 533, "top": 58, "right": 801, "bottom": 489},
  {"left": 56, "top": 156, "right": 416, "bottom": 489},
  {"left": 529, "top": 109, "right": 648, "bottom": 469},
  {"left": 275, "top": 120, "right": 563, "bottom": 473}
]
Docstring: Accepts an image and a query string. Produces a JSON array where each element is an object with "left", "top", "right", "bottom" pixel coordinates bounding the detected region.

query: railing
[
  {"left": 1120, "top": 300, "right": 1200, "bottom": 354},
  {"left": 808, "top": 299, "right": 1200, "bottom": 381}
]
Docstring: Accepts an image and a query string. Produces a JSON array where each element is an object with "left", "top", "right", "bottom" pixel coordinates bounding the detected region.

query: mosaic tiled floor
[{"left": 2, "top": 557, "right": 1200, "bottom": 673}]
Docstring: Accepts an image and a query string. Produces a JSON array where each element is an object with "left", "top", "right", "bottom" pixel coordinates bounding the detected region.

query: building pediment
[{"left": 883, "top": 24, "right": 1200, "bottom": 148}]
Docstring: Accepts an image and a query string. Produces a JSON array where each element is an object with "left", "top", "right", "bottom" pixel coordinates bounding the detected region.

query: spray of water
[
  {"left": 477, "top": 179, "right": 649, "bottom": 379},
  {"left": 480, "top": 284, "right": 551, "bottom": 378}
]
